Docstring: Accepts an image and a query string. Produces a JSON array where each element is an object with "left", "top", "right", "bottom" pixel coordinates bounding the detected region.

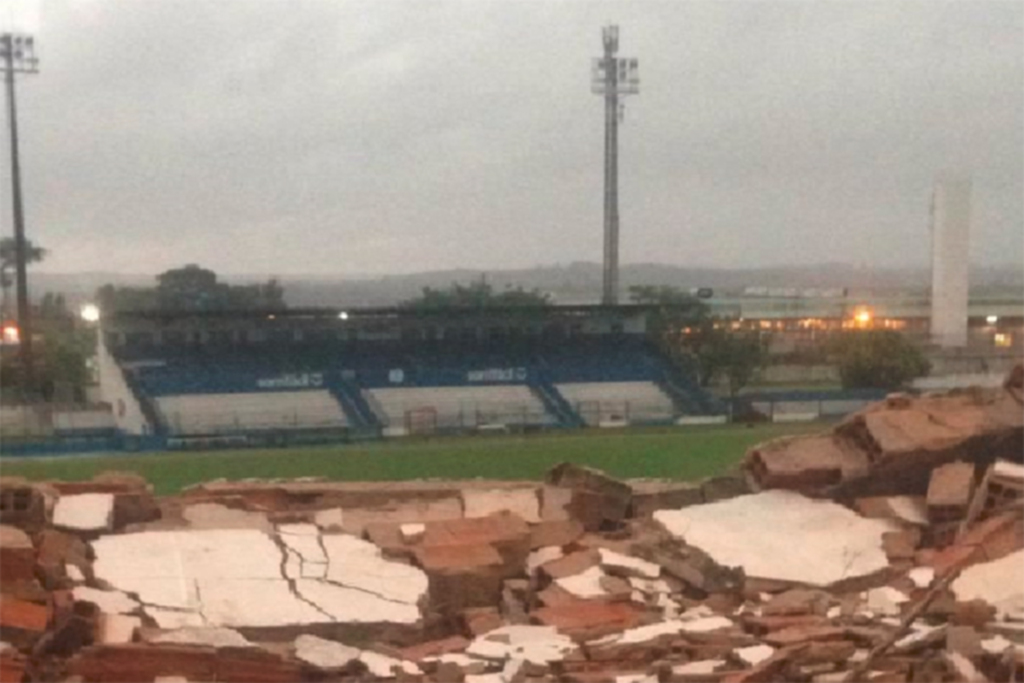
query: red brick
[
  {"left": 763, "top": 626, "right": 846, "bottom": 647},
  {"left": 743, "top": 614, "right": 830, "bottom": 635},
  {"left": 529, "top": 520, "right": 584, "bottom": 550},
  {"left": 414, "top": 543, "right": 503, "bottom": 572},
  {"left": 0, "top": 527, "right": 34, "bottom": 583},
  {"left": 538, "top": 549, "right": 600, "bottom": 579},
  {"left": 461, "top": 607, "right": 504, "bottom": 636},
  {"left": 0, "top": 597, "right": 47, "bottom": 634},
  {"left": 216, "top": 647, "right": 305, "bottom": 683},
  {"left": 67, "top": 644, "right": 218, "bottom": 683},
  {"left": 532, "top": 600, "right": 646, "bottom": 641},
  {"left": 0, "top": 652, "right": 26, "bottom": 683}
]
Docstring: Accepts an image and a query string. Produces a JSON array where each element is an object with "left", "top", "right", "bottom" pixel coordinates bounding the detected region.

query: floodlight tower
[
  {"left": 1, "top": 33, "right": 39, "bottom": 390},
  {"left": 592, "top": 25, "right": 638, "bottom": 306}
]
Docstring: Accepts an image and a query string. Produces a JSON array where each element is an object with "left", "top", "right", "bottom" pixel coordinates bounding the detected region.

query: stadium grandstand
[{"left": 97, "top": 305, "right": 725, "bottom": 446}]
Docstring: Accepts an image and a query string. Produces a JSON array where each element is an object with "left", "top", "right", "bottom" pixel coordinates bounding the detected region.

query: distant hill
[{"left": 27, "top": 262, "right": 1024, "bottom": 308}]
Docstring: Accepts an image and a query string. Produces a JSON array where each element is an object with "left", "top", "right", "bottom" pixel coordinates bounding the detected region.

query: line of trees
[
  {"left": 401, "top": 279, "right": 551, "bottom": 310},
  {"left": 96, "top": 264, "right": 286, "bottom": 313}
]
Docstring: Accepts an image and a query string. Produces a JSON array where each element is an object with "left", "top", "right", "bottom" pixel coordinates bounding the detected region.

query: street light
[{"left": 1, "top": 32, "right": 39, "bottom": 393}]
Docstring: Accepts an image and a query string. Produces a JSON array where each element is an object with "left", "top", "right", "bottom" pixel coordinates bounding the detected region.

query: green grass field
[{"left": 0, "top": 423, "right": 822, "bottom": 496}]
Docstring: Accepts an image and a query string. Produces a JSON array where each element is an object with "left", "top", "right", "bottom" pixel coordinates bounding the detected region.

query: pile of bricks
[{"left": 0, "top": 366, "right": 1020, "bottom": 683}]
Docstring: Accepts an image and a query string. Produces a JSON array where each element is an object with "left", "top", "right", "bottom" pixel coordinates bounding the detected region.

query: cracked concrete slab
[
  {"left": 320, "top": 534, "right": 428, "bottom": 606},
  {"left": 654, "top": 490, "right": 896, "bottom": 586},
  {"left": 91, "top": 527, "right": 427, "bottom": 628}
]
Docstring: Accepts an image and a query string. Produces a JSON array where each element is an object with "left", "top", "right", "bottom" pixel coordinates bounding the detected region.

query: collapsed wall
[{"left": 1, "top": 365, "right": 1022, "bottom": 683}]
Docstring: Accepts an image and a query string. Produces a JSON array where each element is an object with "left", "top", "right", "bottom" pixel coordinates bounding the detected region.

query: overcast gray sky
[{"left": 2, "top": 0, "right": 1021, "bottom": 275}]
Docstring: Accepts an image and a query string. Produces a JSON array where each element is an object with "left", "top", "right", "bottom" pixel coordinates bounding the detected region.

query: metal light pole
[
  {"left": 1, "top": 33, "right": 39, "bottom": 392},
  {"left": 592, "top": 26, "right": 638, "bottom": 306}
]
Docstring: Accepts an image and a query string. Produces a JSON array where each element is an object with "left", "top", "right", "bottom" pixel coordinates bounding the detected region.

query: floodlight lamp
[{"left": 80, "top": 304, "right": 100, "bottom": 323}]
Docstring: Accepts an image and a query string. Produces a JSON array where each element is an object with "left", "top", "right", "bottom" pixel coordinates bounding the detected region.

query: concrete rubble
[{"left": 0, "top": 365, "right": 1021, "bottom": 682}]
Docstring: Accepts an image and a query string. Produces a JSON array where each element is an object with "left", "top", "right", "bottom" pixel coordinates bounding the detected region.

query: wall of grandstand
[{"left": 97, "top": 334, "right": 151, "bottom": 435}]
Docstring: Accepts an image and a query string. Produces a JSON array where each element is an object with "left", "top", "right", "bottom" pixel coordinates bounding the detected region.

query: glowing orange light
[{"left": 2, "top": 325, "right": 19, "bottom": 344}]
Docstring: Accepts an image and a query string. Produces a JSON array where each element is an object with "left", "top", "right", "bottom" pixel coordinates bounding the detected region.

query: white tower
[{"left": 930, "top": 175, "right": 971, "bottom": 348}]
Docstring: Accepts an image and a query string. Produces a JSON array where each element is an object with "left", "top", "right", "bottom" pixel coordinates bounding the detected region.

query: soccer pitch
[{"left": 0, "top": 423, "right": 821, "bottom": 496}]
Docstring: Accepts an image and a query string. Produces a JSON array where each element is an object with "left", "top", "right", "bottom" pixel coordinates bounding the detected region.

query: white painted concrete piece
[
  {"left": 294, "top": 634, "right": 360, "bottom": 669},
  {"left": 72, "top": 587, "right": 139, "bottom": 614},
  {"left": 150, "top": 627, "right": 253, "bottom": 648},
  {"left": 654, "top": 490, "right": 895, "bottom": 586},
  {"left": 556, "top": 566, "right": 607, "bottom": 598},
  {"left": 599, "top": 548, "right": 660, "bottom": 578},
  {"left": 735, "top": 644, "right": 775, "bottom": 666},
  {"left": 53, "top": 493, "right": 114, "bottom": 532},
  {"left": 952, "top": 550, "right": 1024, "bottom": 620},
  {"left": 462, "top": 488, "right": 540, "bottom": 523},
  {"left": 467, "top": 625, "right": 577, "bottom": 665}
]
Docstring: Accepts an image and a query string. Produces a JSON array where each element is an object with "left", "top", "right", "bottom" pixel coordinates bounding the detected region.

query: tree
[
  {"left": 402, "top": 279, "right": 551, "bottom": 310},
  {"left": 97, "top": 265, "right": 286, "bottom": 313},
  {"left": 829, "top": 330, "right": 931, "bottom": 390},
  {"left": 0, "top": 237, "right": 46, "bottom": 318},
  {"left": 628, "top": 284, "right": 769, "bottom": 394},
  {"left": 700, "top": 331, "right": 767, "bottom": 399},
  {"left": 628, "top": 284, "right": 713, "bottom": 381}
]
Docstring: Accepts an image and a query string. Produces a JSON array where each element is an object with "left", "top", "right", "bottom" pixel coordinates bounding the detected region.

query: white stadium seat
[
  {"left": 156, "top": 391, "right": 347, "bottom": 435},
  {"left": 365, "top": 385, "right": 552, "bottom": 430},
  {"left": 555, "top": 382, "right": 675, "bottom": 425}
]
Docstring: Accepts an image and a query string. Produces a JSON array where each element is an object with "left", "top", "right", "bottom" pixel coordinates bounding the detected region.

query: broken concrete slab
[
  {"left": 556, "top": 566, "right": 608, "bottom": 599},
  {"left": 53, "top": 493, "right": 114, "bottom": 533},
  {"left": 72, "top": 587, "right": 139, "bottom": 615},
  {"left": 951, "top": 549, "right": 1024, "bottom": 620},
  {"left": 654, "top": 490, "right": 895, "bottom": 587},
  {"left": 98, "top": 615, "right": 144, "bottom": 649},
  {"left": 293, "top": 634, "right": 360, "bottom": 670},
  {"left": 735, "top": 644, "right": 775, "bottom": 666}
]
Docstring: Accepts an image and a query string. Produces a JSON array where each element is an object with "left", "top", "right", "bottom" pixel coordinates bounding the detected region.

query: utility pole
[
  {"left": 1, "top": 33, "right": 39, "bottom": 393},
  {"left": 592, "top": 26, "right": 638, "bottom": 306}
]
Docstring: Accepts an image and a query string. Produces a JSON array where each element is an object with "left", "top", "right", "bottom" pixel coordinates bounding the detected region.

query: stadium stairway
[
  {"left": 329, "top": 382, "right": 381, "bottom": 431},
  {"left": 660, "top": 361, "right": 726, "bottom": 416},
  {"left": 530, "top": 381, "right": 585, "bottom": 428},
  {"left": 123, "top": 368, "right": 167, "bottom": 435}
]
